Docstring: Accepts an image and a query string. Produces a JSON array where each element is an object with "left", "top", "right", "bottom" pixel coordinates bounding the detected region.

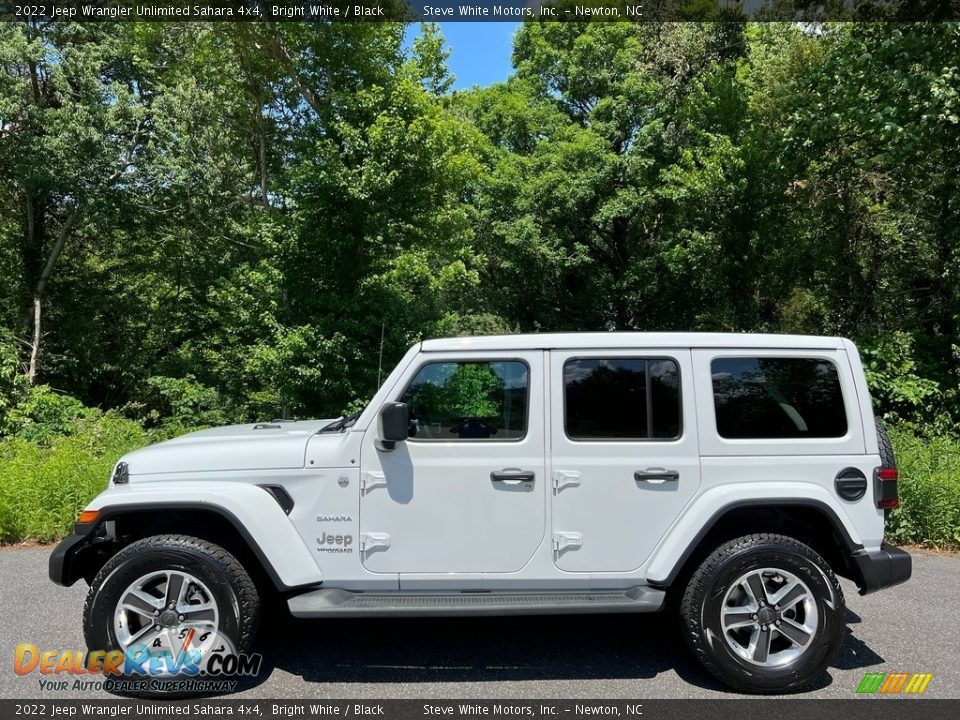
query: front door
[
  {"left": 549, "top": 349, "right": 701, "bottom": 572},
  {"left": 359, "top": 351, "right": 546, "bottom": 575}
]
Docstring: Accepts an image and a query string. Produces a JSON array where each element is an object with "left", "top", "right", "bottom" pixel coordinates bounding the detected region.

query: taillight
[{"left": 874, "top": 466, "right": 899, "bottom": 509}]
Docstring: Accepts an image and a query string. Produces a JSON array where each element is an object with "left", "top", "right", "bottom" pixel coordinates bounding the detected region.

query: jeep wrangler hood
[{"left": 120, "top": 420, "right": 337, "bottom": 476}]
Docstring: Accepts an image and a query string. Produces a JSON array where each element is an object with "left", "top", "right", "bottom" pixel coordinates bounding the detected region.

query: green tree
[
  {"left": 463, "top": 23, "right": 749, "bottom": 331},
  {"left": 0, "top": 23, "right": 148, "bottom": 381}
]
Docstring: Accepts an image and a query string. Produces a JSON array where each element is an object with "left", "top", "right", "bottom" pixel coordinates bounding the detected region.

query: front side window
[
  {"left": 711, "top": 357, "right": 847, "bottom": 439},
  {"left": 564, "top": 358, "right": 681, "bottom": 440},
  {"left": 399, "top": 360, "right": 528, "bottom": 441}
]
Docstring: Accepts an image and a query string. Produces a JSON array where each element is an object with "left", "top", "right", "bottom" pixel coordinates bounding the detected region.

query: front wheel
[
  {"left": 83, "top": 534, "right": 260, "bottom": 697},
  {"left": 680, "top": 533, "right": 846, "bottom": 693}
]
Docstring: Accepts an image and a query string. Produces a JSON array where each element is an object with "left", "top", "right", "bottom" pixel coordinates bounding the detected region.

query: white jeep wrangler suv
[{"left": 51, "top": 333, "right": 911, "bottom": 694}]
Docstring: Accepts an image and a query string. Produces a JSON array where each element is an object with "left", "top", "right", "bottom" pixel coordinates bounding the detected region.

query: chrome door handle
[
  {"left": 491, "top": 469, "right": 535, "bottom": 483},
  {"left": 634, "top": 468, "right": 679, "bottom": 482}
]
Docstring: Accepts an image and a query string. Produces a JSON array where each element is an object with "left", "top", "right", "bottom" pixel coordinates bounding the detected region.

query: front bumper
[
  {"left": 49, "top": 520, "right": 113, "bottom": 587},
  {"left": 851, "top": 542, "right": 912, "bottom": 595},
  {"left": 49, "top": 532, "right": 90, "bottom": 586}
]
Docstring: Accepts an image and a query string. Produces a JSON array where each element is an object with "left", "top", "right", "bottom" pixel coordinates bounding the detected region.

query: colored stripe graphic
[
  {"left": 857, "top": 672, "right": 885, "bottom": 693},
  {"left": 886, "top": 673, "right": 910, "bottom": 693},
  {"left": 858, "top": 672, "right": 933, "bottom": 695},
  {"left": 908, "top": 674, "right": 934, "bottom": 694}
]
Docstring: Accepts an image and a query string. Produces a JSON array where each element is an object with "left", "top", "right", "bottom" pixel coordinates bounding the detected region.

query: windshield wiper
[{"left": 321, "top": 409, "right": 363, "bottom": 433}]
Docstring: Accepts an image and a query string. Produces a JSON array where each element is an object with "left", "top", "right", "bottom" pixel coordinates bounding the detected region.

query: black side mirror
[{"left": 378, "top": 402, "right": 409, "bottom": 450}]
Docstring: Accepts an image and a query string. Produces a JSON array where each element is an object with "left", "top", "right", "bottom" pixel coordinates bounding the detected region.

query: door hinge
[
  {"left": 360, "top": 471, "right": 387, "bottom": 494},
  {"left": 360, "top": 532, "right": 391, "bottom": 552},
  {"left": 552, "top": 531, "right": 583, "bottom": 552},
  {"left": 552, "top": 470, "right": 581, "bottom": 492}
]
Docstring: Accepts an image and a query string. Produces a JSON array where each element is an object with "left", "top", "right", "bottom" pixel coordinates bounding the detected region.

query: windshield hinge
[
  {"left": 552, "top": 470, "right": 581, "bottom": 492},
  {"left": 552, "top": 531, "right": 583, "bottom": 552},
  {"left": 360, "top": 532, "right": 391, "bottom": 553},
  {"left": 360, "top": 471, "right": 387, "bottom": 494}
]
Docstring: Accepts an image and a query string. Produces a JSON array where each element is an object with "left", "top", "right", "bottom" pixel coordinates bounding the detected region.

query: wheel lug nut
[
  {"left": 168, "top": 603, "right": 175, "bottom": 609},
  {"left": 153, "top": 625, "right": 160, "bottom": 631},
  {"left": 776, "top": 620, "right": 781, "bottom": 626},
  {"left": 178, "top": 615, "right": 185, "bottom": 621},
  {"left": 752, "top": 614, "right": 757, "bottom": 620},
  {"left": 775, "top": 605, "right": 779, "bottom": 610},
  {"left": 153, "top": 610, "right": 159, "bottom": 616}
]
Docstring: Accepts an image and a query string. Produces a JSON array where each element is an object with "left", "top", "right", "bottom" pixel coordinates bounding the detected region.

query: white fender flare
[
  {"left": 644, "top": 482, "right": 864, "bottom": 586},
  {"left": 78, "top": 482, "right": 322, "bottom": 589}
]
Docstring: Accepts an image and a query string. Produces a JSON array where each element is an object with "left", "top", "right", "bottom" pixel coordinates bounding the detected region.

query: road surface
[{"left": 1, "top": 546, "right": 956, "bottom": 699}]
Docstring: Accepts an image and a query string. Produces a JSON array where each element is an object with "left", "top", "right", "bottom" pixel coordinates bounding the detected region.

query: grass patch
[
  {"left": 0, "top": 415, "right": 149, "bottom": 543},
  {"left": 885, "top": 429, "right": 960, "bottom": 550}
]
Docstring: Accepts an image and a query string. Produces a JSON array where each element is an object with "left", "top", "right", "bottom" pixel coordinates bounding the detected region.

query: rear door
[
  {"left": 549, "top": 349, "right": 701, "bottom": 572},
  {"left": 359, "top": 351, "right": 546, "bottom": 575}
]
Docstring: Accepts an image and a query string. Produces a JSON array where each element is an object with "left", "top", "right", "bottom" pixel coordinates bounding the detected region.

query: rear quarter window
[{"left": 711, "top": 357, "right": 847, "bottom": 439}]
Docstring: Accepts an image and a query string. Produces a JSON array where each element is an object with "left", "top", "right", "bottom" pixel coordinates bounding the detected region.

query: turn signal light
[{"left": 77, "top": 510, "right": 100, "bottom": 525}]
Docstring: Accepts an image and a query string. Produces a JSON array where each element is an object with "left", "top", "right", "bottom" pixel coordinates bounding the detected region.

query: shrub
[
  {"left": 1, "top": 338, "right": 99, "bottom": 444},
  {"left": 4, "top": 384, "right": 96, "bottom": 445},
  {"left": 0, "top": 329, "right": 28, "bottom": 435},
  {"left": 0, "top": 414, "right": 149, "bottom": 543},
  {"left": 885, "top": 428, "right": 960, "bottom": 550},
  {"left": 136, "top": 375, "right": 231, "bottom": 436},
  {"left": 860, "top": 332, "right": 957, "bottom": 435}
]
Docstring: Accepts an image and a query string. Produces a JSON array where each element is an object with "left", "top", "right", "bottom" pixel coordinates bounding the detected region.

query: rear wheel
[{"left": 680, "top": 533, "right": 845, "bottom": 693}]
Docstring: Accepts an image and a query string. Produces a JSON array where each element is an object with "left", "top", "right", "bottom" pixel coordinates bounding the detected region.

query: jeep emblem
[{"left": 319, "top": 532, "right": 353, "bottom": 547}]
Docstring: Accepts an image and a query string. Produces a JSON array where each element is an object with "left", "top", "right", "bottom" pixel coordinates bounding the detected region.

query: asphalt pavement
[{"left": 1, "top": 546, "right": 957, "bottom": 700}]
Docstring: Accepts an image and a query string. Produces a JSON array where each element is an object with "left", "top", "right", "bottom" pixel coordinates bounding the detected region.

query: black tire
[
  {"left": 83, "top": 534, "right": 260, "bottom": 698},
  {"left": 876, "top": 419, "right": 896, "bottom": 468},
  {"left": 680, "top": 533, "right": 845, "bottom": 694}
]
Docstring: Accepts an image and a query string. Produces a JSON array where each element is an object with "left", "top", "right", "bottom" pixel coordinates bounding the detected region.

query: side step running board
[{"left": 288, "top": 586, "right": 665, "bottom": 618}]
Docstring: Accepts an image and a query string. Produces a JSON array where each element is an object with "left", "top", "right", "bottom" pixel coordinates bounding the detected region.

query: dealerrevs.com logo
[
  {"left": 857, "top": 672, "right": 934, "bottom": 695},
  {"left": 14, "top": 634, "right": 262, "bottom": 694}
]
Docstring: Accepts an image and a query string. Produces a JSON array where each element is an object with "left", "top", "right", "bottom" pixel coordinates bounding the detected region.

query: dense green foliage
[
  {"left": 0, "top": 22, "right": 958, "bottom": 544},
  {"left": 0, "top": 414, "right": 148, "bottom": 542},
  {"left": 1, "top": 21, "right": 958, "bottom": 427},
  {"left": 886, "top": 429, "right": 960, "bottom": 549}
]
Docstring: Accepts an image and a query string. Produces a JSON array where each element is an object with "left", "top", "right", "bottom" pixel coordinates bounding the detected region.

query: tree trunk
[
  {"left": 259, "top": 110, "right": 269, "bottom": 205},
  {"left": 24, "top": 204, "right": 81, "bottom": 383},
  {"left": 265, "top": 25, "right": 326, "bottom": 117},
  {"left": 28, "top": 294, "right": 41, "bottom": 382}
]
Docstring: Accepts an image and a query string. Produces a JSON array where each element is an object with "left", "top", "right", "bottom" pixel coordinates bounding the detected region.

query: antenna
[{"left": 377, "top": 321, "right": 386, "bottom": 389}]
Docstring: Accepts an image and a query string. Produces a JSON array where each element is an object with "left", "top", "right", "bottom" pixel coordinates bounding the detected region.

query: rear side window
[
  {"left": 564, "top": 358, "right": 681, "bottom": 440},
  {"left": 711, "top": 357, "right": 847, "bottom": 439}
]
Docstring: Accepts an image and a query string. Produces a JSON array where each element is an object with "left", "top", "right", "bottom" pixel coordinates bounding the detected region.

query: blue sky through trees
[{"left": 411, "top": 22, "right": 519, "bottom": 90}]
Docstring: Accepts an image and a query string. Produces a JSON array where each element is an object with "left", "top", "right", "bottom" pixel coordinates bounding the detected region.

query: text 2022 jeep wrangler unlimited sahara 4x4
[{"left": 51, "top": 333, "right": 911, "bottom": 694}]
